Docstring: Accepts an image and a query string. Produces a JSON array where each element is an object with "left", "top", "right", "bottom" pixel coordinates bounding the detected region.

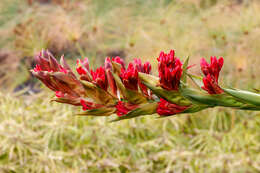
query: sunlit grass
[{"left": 0, "top": 92, "right": 259, "bottom": 172}]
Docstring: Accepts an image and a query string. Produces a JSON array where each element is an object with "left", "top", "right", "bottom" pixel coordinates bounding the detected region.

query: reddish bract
[
  {"left": 80, "top": 99, "right": 102, "bottom": 111},
  {"left": 91, "top": 66, "right": 108, "bottom": 91},
  {"left": 120, "top": 63, "right": 139, "bottom": 90},
  {"left": 112, "top": 56, "right": 125, "bottom": 69},
  {"left": 115, "top": 101, "right": 138, "bottom": 116},
  {"left": 156, "top": 98, "right": 189, "bottom": 116},
  {"left": 32, "top": 50, "right": 83, "bottom": 98}
]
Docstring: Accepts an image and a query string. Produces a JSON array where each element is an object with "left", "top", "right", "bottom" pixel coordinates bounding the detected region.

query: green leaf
[
  {"left": 223, "top": 88, "right": 260, "bottom": 106},
  {"left": 139, "top": 72, "right": 191, "bottom": 106},
  {"left": 182, "top": 104, "right": 209, "bottom": 113},
  {"left": 181, "top": 56, "right": 190, "bottom": 84},
  {"left": 111, "top": 102, "right": 158, "bottom": 122},
  {"left": 180, "top": 87, "right": 245, "bottom": 107},
  {"left": 78, "top": 107, "right": 116, "bottom": 116}
]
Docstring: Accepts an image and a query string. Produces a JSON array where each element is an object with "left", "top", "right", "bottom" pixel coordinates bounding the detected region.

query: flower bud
[
  {"left": 157, "top": 50, "right": 183, "bottom": 91},
  {"left": 200, "top": 57, "right": 224, "bottom": 94}
]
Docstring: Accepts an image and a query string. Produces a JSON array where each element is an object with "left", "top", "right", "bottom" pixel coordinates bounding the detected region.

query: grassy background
[{"left": 0, "top": 0, "right": 260, "bottom": 172}]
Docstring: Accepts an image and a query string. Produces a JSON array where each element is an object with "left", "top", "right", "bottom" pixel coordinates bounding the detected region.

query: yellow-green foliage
[
  {"left": 0, "top": 0, "right": 260, "bottom": 172},
  {"left": 0, "top": 93, "right": 260, "bottom": 172}
]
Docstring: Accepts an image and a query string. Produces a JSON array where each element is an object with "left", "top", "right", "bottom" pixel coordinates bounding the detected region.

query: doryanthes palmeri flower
[
  {"left": 133, "top": 58, "right": 152, "bottom": 96},
  {"left": 115, "top": 101, "right": 138, "bottom": 116},
  {"left": 156, "top": 98, "right": 189, "bottom": 116},
  {"left": 90, "top": 66, "right": 108, "bottom": 91},
  {"left": 31, "top": 50, "right": 84, "bottom": 101},
  {"left": 157, "top": 50, "right": 183, "bottom": 91},
  {"left": 200, "top": 57, "right": 224, "bottom": 94}
]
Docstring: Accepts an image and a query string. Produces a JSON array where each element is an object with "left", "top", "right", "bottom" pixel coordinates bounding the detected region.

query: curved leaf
[
  {"left": 223, "top": 88, "right": 260, "bottom": 106},
  {"left": 78, "top": 107, "right": 116, "bottom": 116}
]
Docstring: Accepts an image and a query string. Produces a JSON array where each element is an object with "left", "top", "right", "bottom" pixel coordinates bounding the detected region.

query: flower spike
[{"left": 31, "top": 49, "right": 260, "bottom": 120}]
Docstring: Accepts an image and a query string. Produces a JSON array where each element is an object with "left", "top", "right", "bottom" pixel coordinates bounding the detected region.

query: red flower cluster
[
  {"left": 120, "top": 58, "right": 151, "bottom": 94},
  {"left": 91, "top": 67, "right": 108, "bottom": 91},
  {"left": 32, "top": 50, "right": 84, "bottom": 98},
  {"left": 157, "top": 50, "right": 183, "bottom": 91},
  {"left": 120, "top": 63, "right": 139, "bottom": 90},
  {"left": 200, "top": 57, "right": 224, "bottom": 94},
  {"left": 33, "top": 50, "right": 68, "bottom": 73},
  {"left": 76, "top": 58, "right": 108, "bottom": 90},
  {"left": 156, "top": 98, "right": 189, "bottom": 116}
]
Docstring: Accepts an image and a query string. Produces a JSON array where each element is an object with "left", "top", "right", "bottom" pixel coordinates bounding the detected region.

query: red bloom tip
[
  {"left": 200, "top": 56, "right": 223, "bottom": 81},
  {"left": 91, "top": 66, "right": 108, "bottom": 91},
  {"left": 112, "top": 56, "right": 125, "bottom": 69},
  {"left": 156, "top": 98, "right": 189, "bottom": 116},
  {"left": 133, "top": 58, "right": 151, "bottom": 74},
  {"left": 33, "top": 50, "right": 68, "bottom": 73},
  {"left": 76, "top": 58, "right": 90, "bottom": 75},
  {"left": 157, "top": 50, "right": 183, "bottom": 91},
  {"left": 115, "top": 101, "right": 138, "bottom": 116},
  {"left": 143, "top": 62, "right": 152, "bottom": 74},
  {"left": 200, "top": 57, "right": 224, "bottom": 94},
  {"left": 120, "top": 63, "right": 139, "bottom": 90}
]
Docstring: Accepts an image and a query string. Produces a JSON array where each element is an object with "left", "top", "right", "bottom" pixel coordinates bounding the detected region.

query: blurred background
[{"left": 0, "top": 0, "right": 259, "bottom": 172}]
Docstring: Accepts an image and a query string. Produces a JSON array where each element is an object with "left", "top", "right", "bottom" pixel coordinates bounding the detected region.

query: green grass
[
  {"left": 0, "top": 0, "right": 260, "bottom": 172},
  {"left": 0, "top": 92, "right": 259, "bottom": 172}
]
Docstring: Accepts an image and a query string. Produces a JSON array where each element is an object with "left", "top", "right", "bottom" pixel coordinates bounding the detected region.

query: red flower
[
  {"left": 156, "top": 98, "right": 189, "bottom": 116},
  {"left": 157, "top": 50, "right": 183, "bottom": 91},
  {"left": 120, "top": 63, "right": 139, "bottom": 90},
  {"left": 200, "top": 57, "right": 224, "bottom": 94},
  {"left": 90, "top": 66, "right": 108, "bottom": 91},
  {"left": 115, "top": 101, "right": 138, "bottom": 116},
  {"left": 120, "top": 58, "right": 152, "bottom": 92}
]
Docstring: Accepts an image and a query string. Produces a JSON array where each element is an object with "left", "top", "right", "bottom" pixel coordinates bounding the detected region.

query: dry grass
[{"left": 0, "top": 0, "right": 260, "bottom": 172}]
